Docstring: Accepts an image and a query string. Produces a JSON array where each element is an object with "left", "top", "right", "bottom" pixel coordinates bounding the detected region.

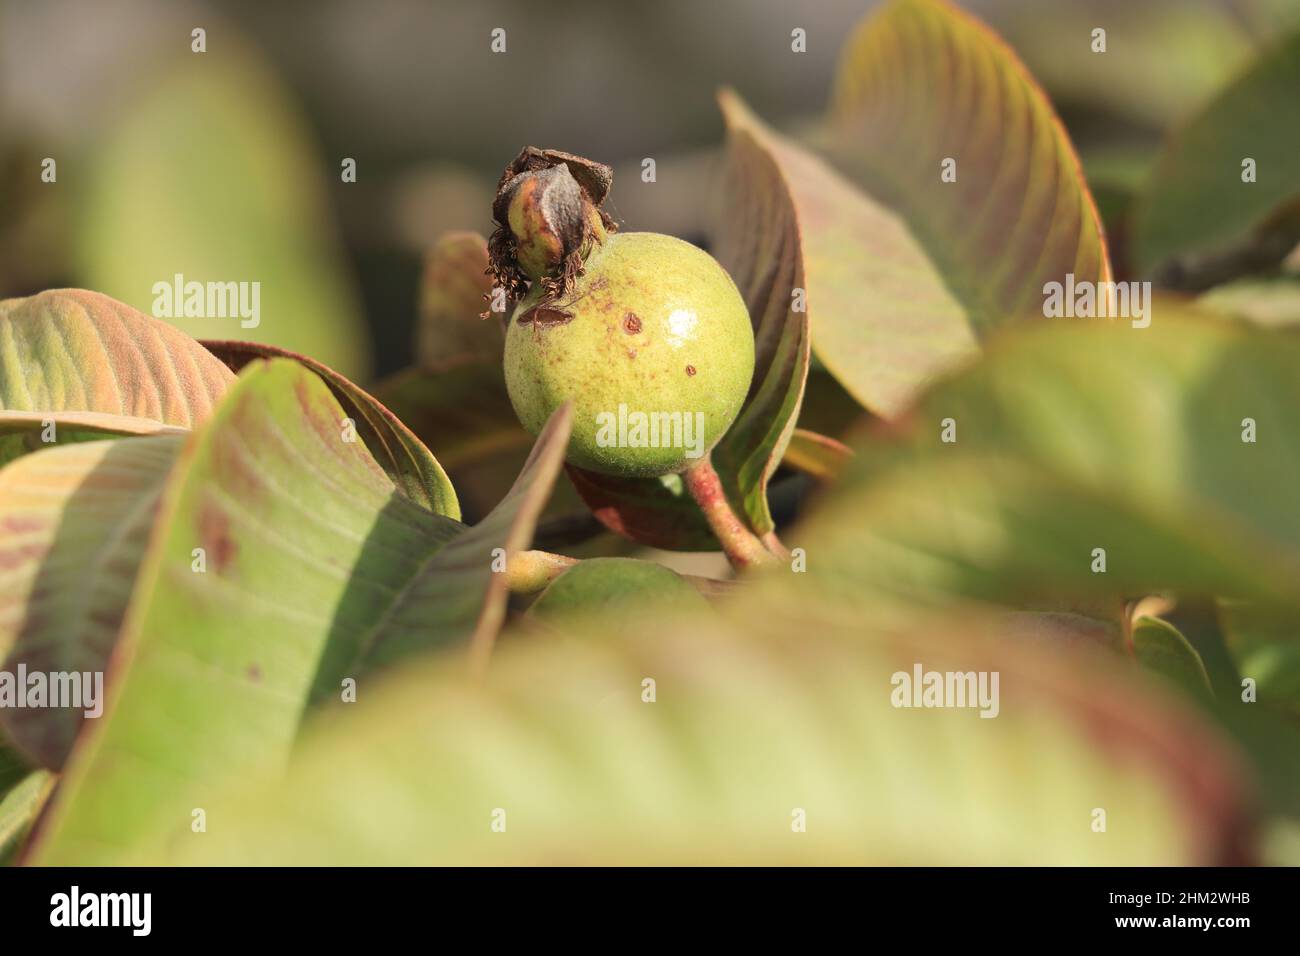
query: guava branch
[{"left": 683, "top": 455, "right": 775, "bottom": 570}]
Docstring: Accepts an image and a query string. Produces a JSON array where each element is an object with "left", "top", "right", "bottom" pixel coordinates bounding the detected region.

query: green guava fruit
[
  {"left": 528, "top": 557, "right": 711, "bottom": 624},
  {"left": 504, "top": 231, "right": 756, "bottom": 478}
]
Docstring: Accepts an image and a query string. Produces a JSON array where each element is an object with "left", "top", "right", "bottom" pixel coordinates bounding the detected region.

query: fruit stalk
[{"left": 682, "top": 455, "right": 775, "bottom": 570}]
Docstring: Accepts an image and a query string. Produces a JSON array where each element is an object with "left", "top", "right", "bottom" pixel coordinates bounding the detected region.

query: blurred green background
[{"left": 3, "top": 0, "right": 1297, "bottom": 381}]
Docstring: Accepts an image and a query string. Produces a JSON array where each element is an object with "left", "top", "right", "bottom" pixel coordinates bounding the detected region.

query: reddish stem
[{"left": 683, "top": 456, "right": 774, "bottom": 570}]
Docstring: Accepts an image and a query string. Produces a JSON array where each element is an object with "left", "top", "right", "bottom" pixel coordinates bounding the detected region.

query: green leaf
[
  {"left": 0, "top": 412, "right": 182, "bottom": 469},
  {"left": 1218, "top": 599, "right": 1300, "bottom": 716},
  {"left": 781, "top": 428, "right": 852, "bottom": 481},
  {"left": 0, "top": 437, "right": 180, "bottom": 767},
  {"left": 0, "top": 744, "right": 31, "bottom": 798},
  {"left": 202, "top": 340, "right": 459, "bottom": 519},
  {"left": 1134, "top": 32, "right": 1300, "bottom": 273},
  {"left": 719, "top": 89, "right": 967, "bottom": 421},
  {"left": 373, "top": 231, "right": 545, "bottom": 524},
  {"left": 143, "top": 603, "right": 1250, "bottom": 865},
  {"left": 707, "top": 90, "right": 812, "bottom": 534},
  {"left": 26, "top": 360, "right": 572, "bottom": 864},
  {"left": 1199, "top": 276, "right": 1300, "bottom": 328},
  {"left": 0, "top": 289, "right": 234, "bottom": 430},
  {"left": 374, "top": 363, "right": 533, "bottom": 524},
  {"left": 1237, "top": 644, "right": 1300, "bottom": 717},
  {"left": 788, "top": 316, "right": 1300, "bottom": 617},
  {"left": 563, "top": 465, "right": 716, "bottom": 552},
  {"left": 992, "top": 0, "right": 1286, "bottom": 131},
  {"left": 1132, "top": 616, "right": 1213, "bottom": 700},
  {"left": 0, "top": 769, "right": 54, "bottom": 865},
  {"left": 813, "top": 0, "right": 1109, "bottom": 412},
  {"left": 415, "top": 231, "right": 503, "bottom": 372},
  {"left": 74, "top": 42, "right": 371, "bottom": 379}
]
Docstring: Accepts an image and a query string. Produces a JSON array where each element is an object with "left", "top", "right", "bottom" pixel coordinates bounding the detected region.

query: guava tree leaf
[
  {"left": 26, "top": 360, "right": 571, "bottom": 865},
  {"left": 707, "top": 90, "right": 812, "bottom": 535},
  {"left": 372, "top": 230, "right": 534, "bottom": 523},
  {"left": 788, "top": 454, "right": 1300, "bottom": 625},
  {"left": 718, "top": 89, "right": 969, "bottom": 422},
  {"left": 563, "top": 465, "right": 717, "bottom": 552},
  {"left": 855, "top": 316, "right": 1300, "bottom": 569},
  {"left": 810, "top": 0, "right": 1109, "bottom": 412},
  {"left": 74, "top": 41, "right": 371, "bottom": 379},
  {"left": 0, "top": 289, "right": 234, "bottom": 428},
  {"left": 1236, "top": 645, "right": 1300, "bottom": 717},
  {"left": 0, "top": 744, "right": 31, "bottom": 798},
  {"left": 0, "top": 437, "right": 181, "bottom": 768},
  {"left": 374, "top": 363, "right": 535, "bottom": 524},
  {"left": 202, "top": 340, "right": 459, "bottom": 519},
  {"left": 1133, "top": 617, "right": 1213, "bottom": 700},
  {"left": 0, "top": 410, "right": 186, "bottom": 438},
  {"left": 357, "top": 399, "right": 574, "bottom": 678},
  {"left": 0, "top": 769, "right": 54, "bottom": 865},
  {"left": 781, "top": 428, "right": 852, "bottom": 481},
  {"left": 0, "top": 411, "right": 182, "bottom": 468},
  {"left": 1199, "top": 276, "right": 1300, "bottom": 328},
  {"left": 991, "top": 0, "right": 1288, "bottom": 131},
  {"left": 1218, "top": 600, "right": 1300, "bottom": 716},
  {"left": 143, "top": 602, "right": 1250, "bottom": 865},
  {"left": 787, "top": 316, "right": 1300, "bottom": 619},
  {"left": 1134, "top": 32, "right": 1300, "bottom": 273},
  {"left": 416, "top": 231, "right": 504, "bottom": 372}
]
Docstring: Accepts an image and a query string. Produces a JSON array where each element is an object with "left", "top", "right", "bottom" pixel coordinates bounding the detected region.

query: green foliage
[
  {"left": 75, "top": 42, "right": 372, "bottom": 380},
  {"left": 1134, "top": 32, "right": 1300, "bottom": 272},
  {"left": 1, "top": 0, "right": 1297, "bottom": 866}
]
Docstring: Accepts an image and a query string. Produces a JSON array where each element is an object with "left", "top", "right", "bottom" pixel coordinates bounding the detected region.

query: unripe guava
[
  {"left": 504, "top": 231, "right": 755, "bottom": 478},
  {"left": 528, "top": 557, "right": 711, "bottom": 623}
]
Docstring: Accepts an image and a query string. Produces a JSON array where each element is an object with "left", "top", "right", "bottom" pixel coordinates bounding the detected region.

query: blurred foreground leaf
[
  {"left": 142, "top": 605, "right": 1251, "bottom": 865},
  {"left": 786, "top": 315, "right": 1300, "bottom": 618}
]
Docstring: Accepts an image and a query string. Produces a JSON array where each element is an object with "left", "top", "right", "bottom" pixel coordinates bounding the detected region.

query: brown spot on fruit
[
  {"left": 518, "top": 303, "right": 574, "bottom": 327},
  {"left": 247, "top": 664, "right": 262, "bottom": 683},
  {"left": 686, "top": 365, "right": 697, "bottom": 376},
  {"left": 622, "top": 312, "right": 642, "bottom": 334}
]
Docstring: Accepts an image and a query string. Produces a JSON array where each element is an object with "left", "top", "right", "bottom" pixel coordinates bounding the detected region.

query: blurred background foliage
[
  {"left": 4, "top": 0, "right": 1298, "bottom": 381},
  {"left": 3, "top": 0, "right": 1300, "bottom": 864}
]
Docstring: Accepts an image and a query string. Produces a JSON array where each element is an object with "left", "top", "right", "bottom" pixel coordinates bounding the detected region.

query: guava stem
[
  {"left": 760, "top": 530, "right": 791, "bottom": 560},
  {"left": 506, "top": 549, "right": 579, "bottom": 594},
  {"left": 683, "top": 456, "right": 774, "bottom": 570}
]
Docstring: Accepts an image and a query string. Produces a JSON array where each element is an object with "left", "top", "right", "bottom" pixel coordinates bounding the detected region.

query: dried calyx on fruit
[{"left": 486, "top": 147, "right": 618, "bottom": 307}]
